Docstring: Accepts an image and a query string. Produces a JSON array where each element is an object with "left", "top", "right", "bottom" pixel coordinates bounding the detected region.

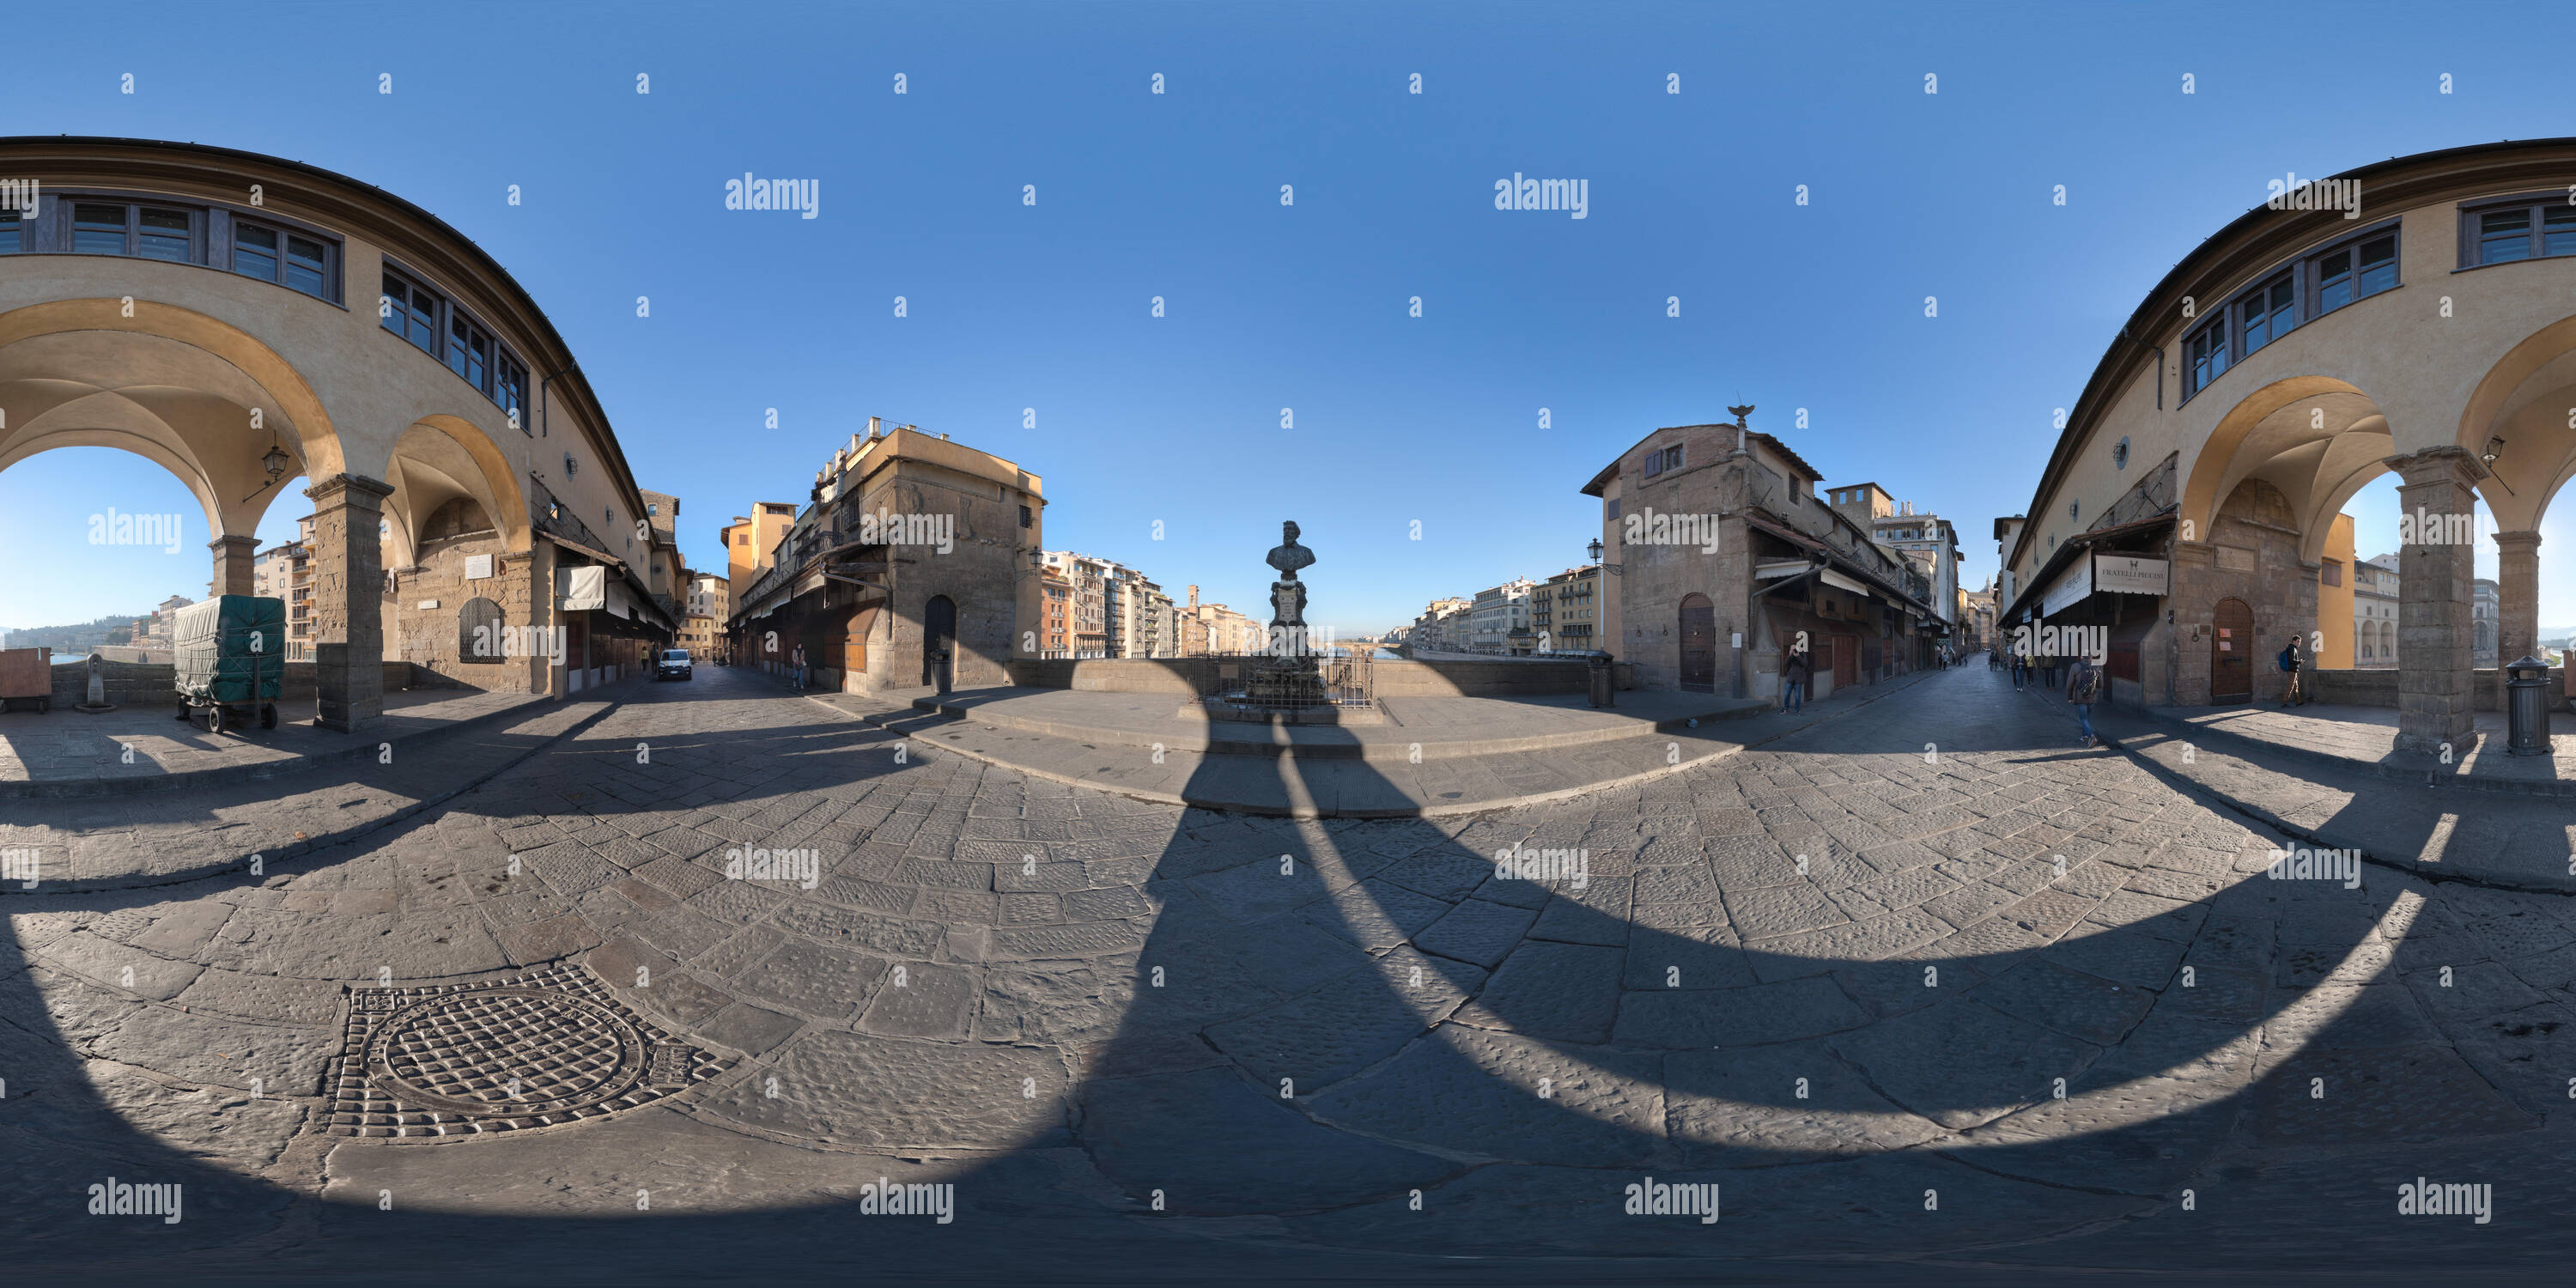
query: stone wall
[
  {"left": 47, "top": 659, "right": 447, "bottom": 708},
  {"left": 2308, "top": 666, "right": 2563, "bottom": 713},
  {"left": 1004, "top": 657, "right": 1601, "bottom": 697},
  {"left": 386, "top": 526, "right": 538, "bottom": 691},
  {"left": 2169, "top": 477, "right": 2313, "bottom": 706}
]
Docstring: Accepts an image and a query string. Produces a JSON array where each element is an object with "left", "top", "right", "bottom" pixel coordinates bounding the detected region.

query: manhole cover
[{"left": 324, "top": 963, "right": 728, "bottom": 1139}]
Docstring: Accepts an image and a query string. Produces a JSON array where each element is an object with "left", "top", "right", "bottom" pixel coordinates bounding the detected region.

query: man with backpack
[
  {"left": 2066, "top": 653, "right": 2104, "bottom": 747},
  {"left": 2278, "top": 637, "right": 2306, "bottom": 707}
]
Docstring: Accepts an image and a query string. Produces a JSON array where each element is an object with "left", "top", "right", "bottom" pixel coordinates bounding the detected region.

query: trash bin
[
  {"left": 2506, "top": 655, "right": 2554, "bottom": 756},
  {"left": 1587, "top": 651, "right": 1615, "bottom": 709}
]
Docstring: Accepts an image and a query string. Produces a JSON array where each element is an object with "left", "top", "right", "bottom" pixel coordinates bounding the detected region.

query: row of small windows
[
  {"left": 2472, "top": 200, "right": 2576, "bottom": 264},
  {"left": 2182, "top": 194, "right": 2576, "bottom": 404},
  {"left": 1641, "top": 443, "right": 1686, "bottom": 477},
  {"left": 381, "top": 266, "right": 530, "bottom": 430},
  {"left": 0, "top": 192, "right": 527, "bottom": 432},
  {"left": 0, "top": 195, "right": 335, "bottom": 301},
  {"left": 2184, "top": 227, "right": 2397, "bottom": 399}
]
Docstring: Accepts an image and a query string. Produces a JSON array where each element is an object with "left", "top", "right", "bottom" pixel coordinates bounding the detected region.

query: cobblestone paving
[{"left": 5, "top": 664, "right": 2571, "bottom": 1280}]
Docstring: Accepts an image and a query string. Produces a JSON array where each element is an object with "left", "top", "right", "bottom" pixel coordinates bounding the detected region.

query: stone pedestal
[
  {"left": 210, "top": 533, "right": 259, "bottom": 598},
  {"left": 2494, "top": 529, "right": 2541, "bottom": 712},
  {"left": 306, "top": 473, "right": 396, "bottom": 732},
  {"left": 2386, "top": 447, "right": 2483, "bottom": 756}
]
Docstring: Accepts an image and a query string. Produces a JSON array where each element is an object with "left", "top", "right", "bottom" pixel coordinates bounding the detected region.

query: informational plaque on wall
[{"left": 465, "top": 555, "right": 493, "bottom": 580}]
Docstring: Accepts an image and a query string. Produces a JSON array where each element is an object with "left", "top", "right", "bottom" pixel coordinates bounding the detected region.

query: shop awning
[
  {"left": 1818, "top": 568, "right": 1872, "bottom": 597},
  {"left": 558, "top": 566, "right": 607, "bottom": 611}
]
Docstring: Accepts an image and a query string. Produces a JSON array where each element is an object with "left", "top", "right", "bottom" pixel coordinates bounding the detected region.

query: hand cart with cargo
[{"left": 171, "top": 595, "right": 287, "bottom": 734}]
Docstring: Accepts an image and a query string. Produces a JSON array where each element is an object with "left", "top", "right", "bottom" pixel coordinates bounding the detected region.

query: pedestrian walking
[
  {"left": 2278, "top": 637, "right": 2306, "bottom": 707},
  {"left": 2011, "top": 649, "right": 2027, "bottom": 690},
  {"left": 2066, "top": 653, "right": 2103, "bottom": 747},
  {"left": 1782, "top": 651, "right": 1810, "bottom": 714}
]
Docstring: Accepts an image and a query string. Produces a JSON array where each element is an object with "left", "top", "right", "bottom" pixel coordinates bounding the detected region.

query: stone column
[
  {"left": 2494, "top": 530, "right": 2541, "bottom": 711},
  {"left": 305, "top": 473, "right": 395, "bottom": 732},
  {"left": 210, "top": 534, "right": 258, "bottom": 598},
  {"left": 2385, "top": 447, "right": 2484, "bottom": 755},
  {"left": 2166, "top": 540, "right": 2215, "bottom": 705}
]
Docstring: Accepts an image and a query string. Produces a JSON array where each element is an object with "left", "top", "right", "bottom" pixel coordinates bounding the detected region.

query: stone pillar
[
  {"left": 2386, "top": 447, "right": 2484, "bottom": 755},
  {"left": 305, "top": 473, "right": 395, "bottom": 732},
  {"left": 210, "top": 534, "right": 258, "bottom": 598},
  {"left": 2494, "top": 530, "right": 2541, "bottom": 711},
  {"left": 2166, "top": 540, "right": 2215, "bottom": 705}
]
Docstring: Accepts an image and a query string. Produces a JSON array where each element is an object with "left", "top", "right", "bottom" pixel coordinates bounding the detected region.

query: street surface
[{"left": 6, "top": 664, "right": 2569, "bottom": 1283}]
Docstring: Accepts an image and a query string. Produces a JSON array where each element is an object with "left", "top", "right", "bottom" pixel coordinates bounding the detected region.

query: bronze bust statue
[{"left": 1266, "top": 520, "right": 1314, "bottom": 580}]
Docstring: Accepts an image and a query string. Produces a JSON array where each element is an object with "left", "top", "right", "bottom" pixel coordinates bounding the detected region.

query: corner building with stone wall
[{"left": 1583, "top": 414, "right": 1948, "bottom": 702}]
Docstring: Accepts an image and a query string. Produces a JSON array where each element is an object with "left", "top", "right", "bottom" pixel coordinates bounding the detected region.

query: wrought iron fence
[{"left": 1196, "top": 650, "right": 1375, "bottom": 709}]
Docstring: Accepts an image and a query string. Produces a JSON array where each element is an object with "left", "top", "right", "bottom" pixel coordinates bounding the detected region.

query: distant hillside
[{"left": 0, "top": 614, "right": 142, "bottom": 651}]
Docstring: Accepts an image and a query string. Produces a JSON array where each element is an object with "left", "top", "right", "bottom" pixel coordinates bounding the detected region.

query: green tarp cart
[{"left": 172, "top": 596, "right": 286, "bottom": 733}]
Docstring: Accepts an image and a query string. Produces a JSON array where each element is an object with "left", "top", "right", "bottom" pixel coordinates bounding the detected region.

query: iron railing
[{"left": 1196, "top": 651, "right": 1375, "bottom": 709}]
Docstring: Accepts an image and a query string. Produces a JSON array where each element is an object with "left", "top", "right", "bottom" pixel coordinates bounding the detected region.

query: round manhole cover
[{"left": 365, "top": 987, "right": 646, "bottom": 1117}]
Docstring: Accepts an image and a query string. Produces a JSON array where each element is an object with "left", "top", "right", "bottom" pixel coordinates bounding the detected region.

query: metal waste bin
[
  {"left": 2506, "top": 655, "right": 2554, "bottom": 756},
  {"left": 1587, "top": 651, "right": 1615, "bottom": 709}
]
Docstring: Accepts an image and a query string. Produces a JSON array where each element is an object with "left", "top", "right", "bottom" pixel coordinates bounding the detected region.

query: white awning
[
  {"left": 1819, "top": 568, "right": 1871, "bottom": 597},
  {"left": 557, "top": 566, "right": 606, "bottom": 611},
  {"left": 1756, "top": 560, "right": 1815, "bottom": 581},
  {"left": 605, "top": 580, "right": 635, "bottom": 620}
]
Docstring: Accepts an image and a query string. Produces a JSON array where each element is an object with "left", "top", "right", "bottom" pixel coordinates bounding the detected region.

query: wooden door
[
  {"left": 1678, "top": 594, "right": 1716, "bottom": 692},
  {"left": 1832, "top": 634, "right": 1859, "bottom": 690},
  {"left": 922, "top": 595, "right": 957, "bottom": 690},
  {"left": 2211, "top": 598, "right": 2252, "bottom": 702}
]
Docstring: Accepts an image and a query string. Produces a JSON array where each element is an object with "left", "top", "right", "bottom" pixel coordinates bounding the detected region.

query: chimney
[{"left": 868, "top": 416, "right": 883, "bottom": 438}]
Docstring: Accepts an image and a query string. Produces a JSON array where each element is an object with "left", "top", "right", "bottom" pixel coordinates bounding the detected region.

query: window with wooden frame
[
  {"left": 2461, "top": 192, "right": 2576, "bottom": 266},
  {"left": 2183, "top": 221, "right": 2398, "bottom": 402},
  {"left": 382, "top": 261, "right": 532, "bottom": 425},
  {"left": 233, "top": 219, "right": 334, "bottom": 300},
  {"left": 70, "top": 199, "right": 198, "bottom": 261},
  {"left": 381, "top": 268, "right": 441, "bottom": 353}
]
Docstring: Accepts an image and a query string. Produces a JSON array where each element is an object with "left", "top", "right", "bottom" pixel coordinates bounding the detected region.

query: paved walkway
[
  {"left": 7, "top": 662, "right": 2568, "bottom": 1280},
  {"left": 799, "top": 671, "right": 1941, "bottom": 817},
  {"left": 0, "top": 687, "right": 543, "bottom": 798},
  {"left": 2020, "top": 684, "right": 2576, "bottom": 892},
  {"left": 2142, "top": 699, "right": 2576, "bottom": 795},
  {"left": 901, "top": 685, "right": 1771, "bottom": 757},
  {"left": 0, "top": 690, "right": 627, "bottom": 893}
]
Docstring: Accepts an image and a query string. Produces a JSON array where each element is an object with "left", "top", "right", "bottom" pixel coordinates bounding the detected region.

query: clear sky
[{"left": 5, "top": 1, "right": 2573, "bottom": 637}]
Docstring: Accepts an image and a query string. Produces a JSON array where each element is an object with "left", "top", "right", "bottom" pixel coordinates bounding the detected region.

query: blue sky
[{"left": 5, "top": 1, "right": 2573, "bottom": 636}]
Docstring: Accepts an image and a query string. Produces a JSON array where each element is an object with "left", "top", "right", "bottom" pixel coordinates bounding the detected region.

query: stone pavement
[
  {"left": 3, "top": 662, "right": 2571, "bottom": 1283},
  {"left": 0, "top": 690, "right": 626, "bottom": 893},
  {"left": 799, "top": 671, "right": 1937, "bottom": 817},
  {"left": 2138, "top": 699, "right": 2576, "bottom": 797},
  {"left": 2020, "top": 684, "right": 2576, "bottom": 893},
  {"left": 0, "top": 687, "right": 544, "bottom": 799}
]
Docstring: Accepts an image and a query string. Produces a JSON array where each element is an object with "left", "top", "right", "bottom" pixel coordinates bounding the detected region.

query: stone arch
[
  {"left": 0, "top": 298, "right": 343, "bottom": 483},
  {"left": 2454, "top": 312, "right": 2576, "bottom": 532},
  {"left": 0, "top": 329, "right": 318, "bottom": 542},
  {"left": 2179, "top": 374, "right": 2394, "bottom": 563},
  {"left": 382, "top": 414, "right": 531, "bottom": 561}
]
